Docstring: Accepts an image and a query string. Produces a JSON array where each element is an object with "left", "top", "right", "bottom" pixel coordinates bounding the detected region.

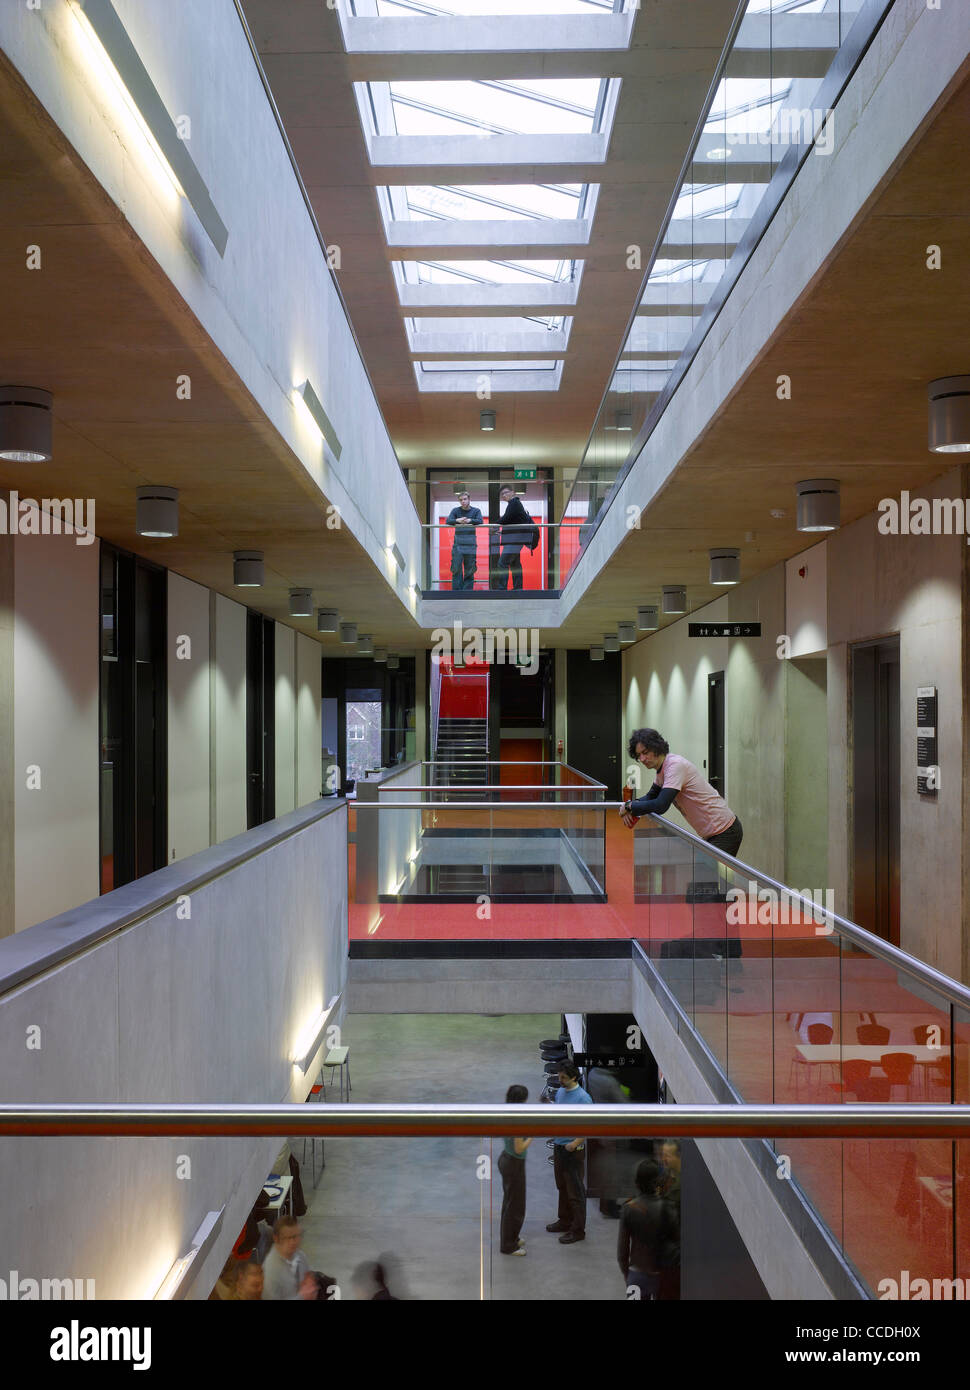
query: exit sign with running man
[{"left": 513, "top": 468, "right": 537, "bottom": 480}]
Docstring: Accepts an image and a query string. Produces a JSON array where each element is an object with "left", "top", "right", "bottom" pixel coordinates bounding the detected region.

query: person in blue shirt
[
  {"left": 445, "top": 492, "right": 483, "bottom": 590},
  {"left": 546, "top": 1060, "right": 593, "bottom": 1243}
]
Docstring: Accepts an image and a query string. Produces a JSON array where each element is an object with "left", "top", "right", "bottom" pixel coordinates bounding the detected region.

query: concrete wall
[
  {"left": 210, "top": 593, "right": 248, "bottom": 844},
  {"left": 621, "top": 567, "right": 788, "bottom": 880},
  {"left": 275, "top": 623, "right": 296, "bottom": 816},
  {"left": 0, "top": 0, "right": 421, "bottom": 612},
  {"left": 168, "top": 572, "right": 211, "bottom": 864},
  {"left": 826, "top": 467, "right": 965, "bottom": 976},
  {"left": 0, "top": 800, "right": 348, "bottom": 1300},
  {"left": 295, "top": 633, "right": 321, "bottom": 806},
  {"left": 13, "top": 527, "right": 99, "bottom": 931}
]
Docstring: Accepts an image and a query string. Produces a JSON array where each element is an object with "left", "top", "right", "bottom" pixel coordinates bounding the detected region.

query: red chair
[
  {"left": 880, "top": 1052, "right": 915, "bottom": 1100},
  {"left": 857, "top": 1023, "right": 891, "bottom": 1045},
  {"left": 790, "top": 1021, "right": 836, "bottom": 1094}
]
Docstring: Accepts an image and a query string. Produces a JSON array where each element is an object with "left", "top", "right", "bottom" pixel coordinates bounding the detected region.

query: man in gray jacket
[{"left": 446, "top": 491, "right": 483, "bottom": 590}]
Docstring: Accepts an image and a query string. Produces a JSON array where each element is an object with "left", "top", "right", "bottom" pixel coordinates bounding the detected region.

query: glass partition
[{"left": 633, "top": 811, "right": 970, "bottom": 1297}]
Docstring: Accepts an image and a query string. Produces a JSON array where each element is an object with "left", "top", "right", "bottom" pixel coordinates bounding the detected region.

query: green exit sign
[{"left": 513, "top": 468, "right": 537, "bottom": 480}]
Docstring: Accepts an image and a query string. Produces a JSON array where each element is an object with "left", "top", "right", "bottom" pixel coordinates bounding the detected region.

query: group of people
[
  {"left": 498, "top": 1063, "right": 682, "bottom": 1300},
  {"left": 211, "top": 1217, "right": 400, "bottom": 1301},
  {"left": 446, "top": 487, "right": 536, "bottom": 591}
]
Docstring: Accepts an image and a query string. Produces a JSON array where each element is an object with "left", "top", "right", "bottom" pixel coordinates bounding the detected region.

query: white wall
[
  {"left": 295, "top": 633, "right": 321, "bottom": 807},
  {"left": 210, "top": 593, "right": 247, "bottom": 842},
  {"left": 0, "top": 801, "right": 348, "bottom": 1299},
  {"left": 275, "top": 623, "right": 296, "bottom": 816},
  {"left": 168, "top": 573, "right": 211, "bottom": 863},
  {"left": 13, "top": 528, "right": 99, "bottom": 931},
  {"left": 623, "top": 597, "right": 729, "bottom": 822}
]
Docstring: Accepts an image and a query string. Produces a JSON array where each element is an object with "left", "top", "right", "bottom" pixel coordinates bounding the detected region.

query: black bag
[{"left": 528, "top": 523, "right": 540, "bottom": 551}]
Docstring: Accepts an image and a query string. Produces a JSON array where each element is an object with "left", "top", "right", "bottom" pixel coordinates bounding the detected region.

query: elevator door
[{"left": 851, "top": 638, "right": 900, "bottom": 945}]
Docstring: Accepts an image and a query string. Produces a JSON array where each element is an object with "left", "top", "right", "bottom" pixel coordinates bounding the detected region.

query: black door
[
  {"left": 99, "top": 546, "right": 166, "bottom": 892},
  {"left": 565, "top": 649, "right": 620, "bottom": 798},
  {"left": 707, "top": 670, "right": 725, "bottom": 796},
  {"left": 851, "top": 637, "right": 900, "bottom": 944},
  {"left": 247, "top": 613, "right": 275, "bottom": 828}
]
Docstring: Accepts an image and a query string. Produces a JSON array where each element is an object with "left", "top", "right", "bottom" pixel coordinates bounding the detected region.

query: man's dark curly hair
[{"left": 627, "top": 728, "right": 669, "bottom": 759}]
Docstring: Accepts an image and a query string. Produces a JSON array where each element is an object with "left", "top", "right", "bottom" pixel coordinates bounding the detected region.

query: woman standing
[{"left": 498, "top": 1085, "right": 532, "bottom": 1255}]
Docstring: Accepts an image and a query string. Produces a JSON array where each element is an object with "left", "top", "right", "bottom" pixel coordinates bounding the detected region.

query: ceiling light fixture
[
  {"left": 135, "top": 485, "right": 178, "bottom": 538},
  {"left": 480, "top": 410, "right": 496, "bottom": 432},
  {"left": 614, "top": 410, "right": 632, "bottom": 432},
  {"left": 358, "top": 634, "right": 374, "bottom": 656},
  {"left": 661, "top": 586, "right": 687, "bottom": 615},
  {"left": 618, "top": 621, "right": 636, "bottom": 644},
  {"left": 603, "top": 633, "right": 620, "bottom": 653},
  {"left": 0, "top": 386, "right": 53, "bottom": 461},
  {"left": 387, "top": 653, "right": 400, "bottom": 670},
  {"left": 590, "top": 646, "right": 605, "bottom": 662},
  {"left": 637, "top": 606, "right": 659, "bottom": 631},
  {"left": 289, "top": 588, "right": 313, "bottom": 618},
  {"left": 374, "top": 647, "right": 388, "bottom": 663},
  {"left": 387, "top": 542, "right": 405, "bottom": 573},
  {"left": 928, "top": 376, "right": 970, "bottom": 453},
  {"left": 70, "top": 0, "right": 227, "bottom": 254},
  {"left": 796, "top": 479, "right": 840, "bottom": 532},
  {"left": 233, "top": 550, "right": 263, "bottom": 587},
  {"left": 339, "top": 621, "right": 358, "bottom": 645},
  {"left": 317, "top": 609, "right": 339, "bottom": 633},
  {"left": 294, "top": 378, "right": 343, "bottom": 459},
  {"left": 154, "top": 1208, "right": 226, "bottom": 1301},
  {"left": 709, "top": 547, "right": 740, "bottom": 586}
]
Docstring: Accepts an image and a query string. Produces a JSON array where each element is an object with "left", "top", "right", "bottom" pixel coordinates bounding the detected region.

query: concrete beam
[
  {"left": 662, "top": 216, "right": 748, "bottom": 258},
  {"left": 386, "top": 217, "right": 592, "bottom": 259},
  {"left": 368, "top": 132, "right": 608, "bottom": 172},
  {"left": 638, "top": 283, "right": 716, "bottom": 313},
  {"left": 398, "top": 282, "right": 579, "bottom": 314},
  {"left": 413, "top": 363, "right": 564, "bottom": 393},
  {"left": 407, "top": 328, "right": 572, "bottom": 357}
]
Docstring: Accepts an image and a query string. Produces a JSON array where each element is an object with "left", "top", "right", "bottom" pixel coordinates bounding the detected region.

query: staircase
[{"left": 433, "top": 716, "right": 489, "bottom": 799}]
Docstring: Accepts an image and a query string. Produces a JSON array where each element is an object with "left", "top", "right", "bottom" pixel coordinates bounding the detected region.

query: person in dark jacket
[
  {"left": 497, "top": 486, "right": 532, "bottom": 590},
  {"left": 617, "top": 1158, "right": 677, "bottom": 1301},
  {"left": 446, "top": 492, "right": 483, "bottom": 590}
]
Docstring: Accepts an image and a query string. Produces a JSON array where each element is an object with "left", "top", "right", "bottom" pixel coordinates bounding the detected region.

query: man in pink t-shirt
[{"left": 620, "top": 727, "right": 742, "bottom": 857}]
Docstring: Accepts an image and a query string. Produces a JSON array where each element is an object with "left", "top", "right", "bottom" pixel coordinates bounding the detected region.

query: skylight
[
  {"left": 418, "top": 359, "right": 561, "bottom": 372},
  {"left": 361, "top": 0, "right": 617, "bottom": 16},
  {"left": 391, "top": 184, "right": 587, "bottom": 222},
  {"left": 398, "top": 259, "right": 577, "bottom": 286},
  {"left": 380, "top": 78, "right": 606, "bottom": 138}
]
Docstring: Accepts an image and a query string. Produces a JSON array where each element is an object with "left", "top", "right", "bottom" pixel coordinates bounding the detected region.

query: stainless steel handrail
[
  {"left": 360, "top": 801, "right": 623, "bottom": 810},
  {"left": 2, "top": 1102, "right": 968, "bottom": 1140},
  {"left": 641, "top": 813, "right": 970, "bottom": 1013}
]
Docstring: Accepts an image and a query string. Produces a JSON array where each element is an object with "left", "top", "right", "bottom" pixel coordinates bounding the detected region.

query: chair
[
  {"left": 857, "top": 1023, "right": 891, "bottom": 1046},
  {"left": 830, "top": 1058, "right": 873, "bottom": 1099},
  {"left": 323, "top": 1045, "right": 351, "bottom": 1102},
  {"left": 302, "top": 1080, "right": 326, "bottom": 1188},
  {"left": 880, "top": 1052, "right": 915, "bottom": 1100},
  {"left": 789, "top": 1021, "right": 835, "bottom": 1095}
]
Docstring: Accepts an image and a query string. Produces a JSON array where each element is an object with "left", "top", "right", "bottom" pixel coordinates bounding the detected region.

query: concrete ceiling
[
  {"left": 239, "top": 0, "right": 745, "bottom": 472},
  {"left": 1, "top": 11, "right": 967, "bottom": 655}
]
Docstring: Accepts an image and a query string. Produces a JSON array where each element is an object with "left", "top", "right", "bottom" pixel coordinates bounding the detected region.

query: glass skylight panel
[
  {"left": 398, "top": 184, "right": 585, "bottom": 222},
  {"left": 673, "top": 184, "right": 747, "bottom": 220},
  {"left": 704, "top": 79, "right": 794, "bottom": 140},
  {"left": 407, "top": 316, "right": 567, "bottom": 333},
  {"left": 401, "top": 258, "right": 576, "bottom": 285},
  {"left": 418, "top": 360, "right": 561, "bottom": 372},
  {"left": 385, "top": 79, "right": 604, "bottom": 138},
  {"left": 365, "top": 0, "right": 616, "bottom": 16}
]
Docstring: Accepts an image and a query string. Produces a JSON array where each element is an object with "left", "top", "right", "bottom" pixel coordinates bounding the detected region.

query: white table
[{"left": 261, "top": 1173, "right": 293, "bottom": 1218}]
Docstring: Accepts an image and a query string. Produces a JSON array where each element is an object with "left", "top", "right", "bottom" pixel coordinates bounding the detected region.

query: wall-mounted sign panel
[
  {"left": 688, "top": 623, "right": 762, "bottom": 638},
  {"left": 916, "top": 685, "right": 938, "bottom": 795}
]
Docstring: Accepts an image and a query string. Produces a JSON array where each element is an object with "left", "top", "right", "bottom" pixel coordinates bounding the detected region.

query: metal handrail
[
  {"left": 641, "top": 813, "right": 970, "bottom": 1014},
  {"left": 362, "top": 801, "right": 623, "bottom": 810},
  {"left": 2, "top": 1102, "right": 968, "bottom": 1140}
]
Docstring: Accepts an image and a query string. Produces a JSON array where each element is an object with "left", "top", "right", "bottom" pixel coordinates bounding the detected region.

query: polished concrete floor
[{"left": 295, "top": 1014, "right": 632, "bottom": 1301}]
